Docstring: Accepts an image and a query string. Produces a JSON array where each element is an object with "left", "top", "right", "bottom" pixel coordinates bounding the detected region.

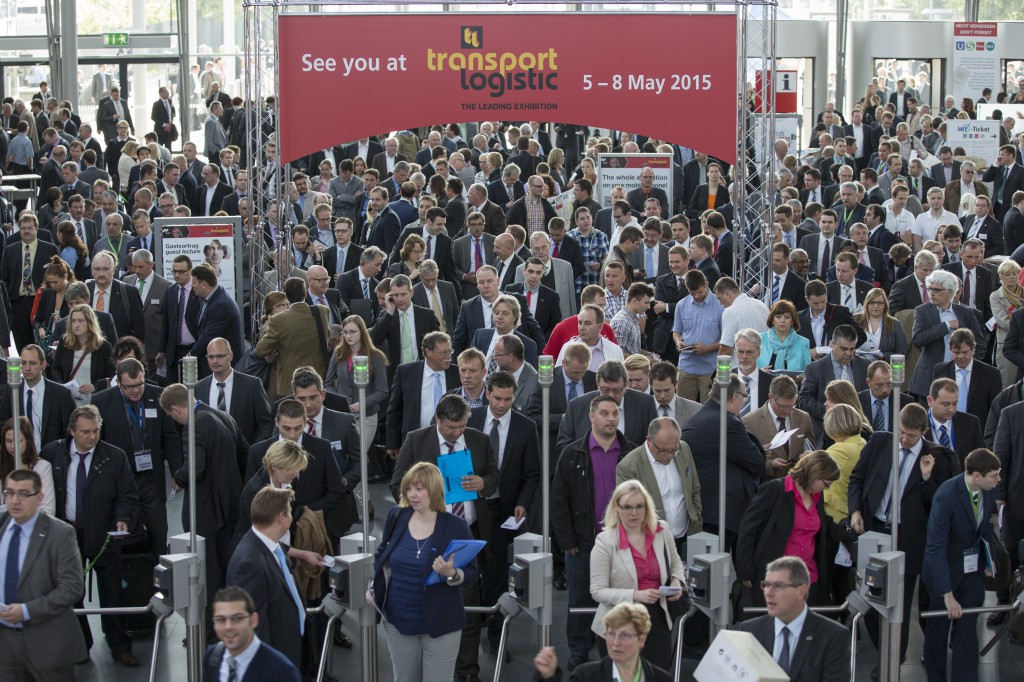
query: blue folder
[
  {"left": 425, "top": 539, "right": 488, "bottom": 585},
  {"left": 438, "top": 449, "right": 476, "bottom": 504}
]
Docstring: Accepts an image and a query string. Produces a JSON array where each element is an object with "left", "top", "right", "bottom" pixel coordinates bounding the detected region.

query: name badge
[
  {"left": 963, "top": 549, "right": 979, "bottom": 574},
  {"left": 135, "top": 450, "right": 154, "bottom": 472},
  {"left": 151, "top": 298, "right": 161, "bottom": 305},
  {"left": 145, "top": 408, "right": 158, "bottom": 418},
  {"left": 331, "top": 440, "right": 342, "bottom": 451}
]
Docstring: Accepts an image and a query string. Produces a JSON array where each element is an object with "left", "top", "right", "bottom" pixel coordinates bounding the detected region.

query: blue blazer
[
  {"left": 190, "top": 285, "right": 244, "bottom": 378},
  {"left": 922, "top": 474, "right": 996, "bottom": 597},
  {"left": 373, "top": 505, "right": 478, "bottom": 638},
  {"left": 202, "top": 640, "right": 300, "bottom": 682},
  {"left": 471, "top": 327, "right": 539, "bottom": 368}
]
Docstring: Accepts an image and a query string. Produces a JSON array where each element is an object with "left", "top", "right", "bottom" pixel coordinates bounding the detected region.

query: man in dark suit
[
  {"left": 335, "top": 246, "right": 385, "bottom": 325},
  {"left": 304, "top": 265, "right": 348, "bottom": 326},
  {"left": 205, "top": 586, "right": 301, "bottom": 681},
  {"left": 467, "top": 182, "right": 508, "bottom": 237},
  {"left": 150, "top": 87, "right": 176, "bottom": 148},
  {"left": 797, "top": 280, "right": 867, "bottom": 350},
  {"left": 931, "top": 329, "right": 1001, "bottom": 433},
  {"left": 369, "top": 138, "right": 407, "bottom": 178},
  {"left": 942, "top": 239, "right": 998, "bottom": 321},
  {"left": 451, "top": 265, "right": 545, "bottom": 355},
  {"left": 322, "top": 217, "right": 364, "bottom": 283},
  {"left": 506, "top": 137, "right": 538, "bottom": 179},
  {"left": 681, "top": 375, "right": 764, "bottom": 551},
  {"left": 924, "top": 377, "right": 985, "bottom": 469},
  {"left": 341, "top": 137, "right": 383, "bottom": 164},
  {"left": 0, "top": 469, "right": 89, "bottom": 679},
  {"left": 391, "top": 206, "right": 459, "bottom": 286},
  {"left": 385, "top": 331, "right": 460, "bottom": 455},
  {"left": 958, "top": 197, "right": 1004, "bottom": 257},
  {"left": 161, "top": 384, "right": 247, "bottom": 609},
  {"left": 187, "top": 263, "right": 244, "bottom": 379},
  {"left": 194, "top": 337, "right": 273, "bottom": 446},
  {"left": 921, "top": 450, "right": 1000, "bottom": 682},
  {"left": 491, "top": 233, "right": 523, "bottom": 291},
  {"left": 190, "top": 165, "right": 233, "bottom": 217},
  {"left": 505, "top": 258, "right": 561, "bottom": 338},
  {"left": 797, "top": 324, "right": 869, "bottom": 445},
  {"left": 91, "top": 359, "right": 182, "bottom": 562},
  {"left": 487, "top": 167, "right": 525, "bottom": 210},
  {"left": 1004, "top": 192, "right": 1024, "bottom": 256},
  {"left": 797, "top": 209, "right": 841, "bottom": 281},
  {"left": 96, "top": 87, "right": 134, "bottom": 142},
  {"left": 413, "top": 263, "right": 459, "bottom": 335},
  {"left": 858, "top": 361, "right": 915, "bottom": 433},
  {"left": 389, "top": 394, "right": 498, "bottom": 682},
  {"left": 370, "top": 273, "right": 440, "bottom": 380},
  {"left": 468, "top": 371, "right": 540, "bottom": 652},
  {"left": 908, "top": 270, "right": 987, "bottom": 398},
  {"left": 226, "top": 486, "right": 309, "bottom": 672},
  {"left": 887, "top": 251, "right": 935, "bottom": 314},
  {"left": 556, "top": 360, "right": 657, "bottom": 454},
  {"left": 825, "top": 252, "right": 873, "bottom": 314},
  {"left": 737, "top": 556, "right": 850, "bottom": 682},
  {"left": 156, "top": 254, "right": 201, "bottom": 382},
  {"left": 525, "top": 342, "right": 597, "bottom": 461},
  {"left": 42, "top": 405, "right": 141, "bottom": 666},
  {"left": 453, "top": 216, "right": 497, "bottom": 299},
  {"left": 2, "top": 214, "right": 59, "bottom": 348},
  {"left": 732, "top": 330, "right": 774, "bottom": 411},
  {"left": 0, "top": 344, "right": 75, "bottom": 453},
  {"left": 981, "top": 145, "right": 1024, "bottom": 220},
  {"left": 848, "top": 403, "right": 955, "bottom": 661},
  {"left": 362, "top": 186, "right": 402, "bottom": 255}
]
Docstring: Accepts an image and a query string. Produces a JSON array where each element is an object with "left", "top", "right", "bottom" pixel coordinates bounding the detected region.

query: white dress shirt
[
  {"left": 436, "top": 429, "right": 476, "bottom": 525},
  {"left": 480, "top": 298, "right": 495, "bottom": 329},
  {"left": 483, "top": 408, "right": 511, "bottom": 500},
  {"left": 210, "top": 370, "right": 235, "bottom": 411},
  {"left": 219, "top": 634, "right": 262, "bottom": 682},
  {"left": 23, "top": 380, "right": 45, "bottom": 452},
  {"left": 773, "top": 605, "right": 809, "bottom": 664},
  {"left": 644, "top": 442, "right": 688, "bottom": 538}
]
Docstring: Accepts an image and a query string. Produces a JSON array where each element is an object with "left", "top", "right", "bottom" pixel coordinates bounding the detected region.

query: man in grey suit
[
  {"left": 649, "top": 360, "right": 700, "bottom": 428},
  {"left": 516, "top": 228, "right": 578, "bottom": 319},
  {"left": 204, "top": 101, "right": 227, "bottom": 160},
  {"left": 797, "top": 324, "right": 869, "bottom": 446},
  {"left": 453, "top": 212, "right": 496, "bottom": 300},
  {"left": 194, "top": 337, "right": 274, "bottom": 446},
  {"left": 412, "top": 260, "right": 459, "bottom": 335},
  {"left": 908, "top": 269, "right": 986, "bottom": 398},
  {"left": 556, "top": 360, "right": 658, "bottom": 454},
  {"left": 491, "top": 333, "right": 539, "bottom": 413},
  {"left": 123, "top": 248, "right": 171, "bottom": 373},
  {"left": 0, "top": 469, "right": 87, "bottom": 680}
]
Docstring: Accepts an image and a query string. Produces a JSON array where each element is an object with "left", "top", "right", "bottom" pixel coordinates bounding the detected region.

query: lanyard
[
  {"left": 107, "top": 233, "right": 124, "bottom": 257},
  {"left": 123, "top": 393, "right": 145, "bottom": 448},
  {"left": 843, "top": 205, "right": 856, "bottom": 225}
]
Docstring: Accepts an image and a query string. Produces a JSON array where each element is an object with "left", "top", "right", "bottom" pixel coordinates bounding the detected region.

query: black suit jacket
[
  {"left": 495, "top": 255, "right": 523, "bottom": 291},
  {"left": 451, "top": 293, "right": 545, "bottom": 356},
  {"left": 732, "top": 368, "right": 773, "bottom": 410},
  {"left": 322, "top": 243, "right": 364, "bottom": 281},
  {"left": 626, "top": 187, "right": 670, "bottom": 218},
  {"left": 468, "top": 407, "right": 540, "bottom": 519},
  {"left": 159, "top": 282, "right": 201, "bottom": 371},
  {"left": 0, "top": 379, "right": 75, "bottom": 446},
  {"left": 685, "top": 185, "right": 729, "bottom": 223},
  {"left": 385, "top": 362, "right": 461, "bottom": 450},
  {"left": 487, "top": 178, "right": 525, "bottom": 208},
  {"left": 796, "top": 303, "right": 867, "bottom": 348},
  {"left": 505, "top": 283, "right": 560, "bottom": 337},
  {"left": 924, "top": 411, "right": 985, "bottom": 469},
  {"left": 48, "top": 340, "right": 115, "bottom": 392},
  {"left": 1, "top": 239, "right": 59, "bottom": 303},
  {"left": 194, "top": 370, "right": 273, "bottom": 446},
  {"left": 798, "top": 355, "right": 870, "bottom": 444},
  {"left": 370, "top": 304, "right": 440, "bottom": 380},
  {"left": 305, "top": 289, "right": 348, "bottom": 327},
  {"left": 43, "top": 440, "right": 139, "bottom": 560},
  {"left": 932, "top": 360, "right": 1001, "bottom": 433},
  {"left": 993, "top": 400, "right": 1024, "bottom": 517},
  {"left": 91, "top": 383, "right": 183, "bottom": 505},
  {"left": 777, "top": 270, "right": 807, "bottom": 310},
  {"left": 203, "top": 641, "right": 299, "bottom": 682},
  {"left": 825, "top": 278, "right": 873, "bottom": 312},
  {"left": 941, "top": 261, "right": 998, "bottom": 321},
  {"left": 525, "top": 367, "right": 598, "bottom": 455},
  {"left": 1004, "top": 206, "right": 1024, "bottom": 256},
  {"left": 736, "top": 610, "right": 850, "bottom": 682},
  {"left": 390, "top": 425, "right": 499, "bottom": 541},
  {"left": 189, "top": 286, "right": 244, "bottom": 378},
  {"left": 190, "top": 181, "right": 232, "bottom": 217},
  {"left": 87, "top": 279, "right": 145, "bottom": 341},
  {"left": 225, "top": 530, "right": 305, "bottom": 670},
  {"left": 959, "top": 214, "right": 1004, "bottom": 256},
  {"left": 857, "top": 389, "right": 915, "bottom": 433},
  {"left": 982, "top": 163, "right": 1024, "bottom": 218}
]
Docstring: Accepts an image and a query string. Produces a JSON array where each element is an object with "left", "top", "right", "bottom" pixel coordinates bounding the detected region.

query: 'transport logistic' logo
[{"left": 427, "top": 27, "right": 559, "bottom": 97}]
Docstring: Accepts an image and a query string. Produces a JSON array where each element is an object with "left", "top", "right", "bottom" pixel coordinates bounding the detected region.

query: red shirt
[
  {"left": 783, "top": 475, "right": 821, "bottom": 583},
  {"left": 542, "top": 317, "right": 618, "bottom": 357},
  {"left": 619, "top": 525, "right": 662, "bottom": 590}
]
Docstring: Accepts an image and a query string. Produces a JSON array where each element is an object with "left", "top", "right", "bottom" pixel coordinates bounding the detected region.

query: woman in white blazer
[{"left": 590, "top": 479, "right": 685, "bottom": 672}]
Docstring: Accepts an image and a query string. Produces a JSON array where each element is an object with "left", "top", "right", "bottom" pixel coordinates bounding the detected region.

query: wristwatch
[{"left": 446, "top": 568, "right": 464, "bottom": 586}]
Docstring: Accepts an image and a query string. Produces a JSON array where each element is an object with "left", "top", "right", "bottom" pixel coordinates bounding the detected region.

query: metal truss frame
[{"left": 243, "top": 0, "right": 778, "bottom": 327}]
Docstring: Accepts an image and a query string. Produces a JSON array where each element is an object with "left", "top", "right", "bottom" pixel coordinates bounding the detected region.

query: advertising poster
[
  {"left": 952, "top": 22, "right": 999, "bottom": 105},
  {"left": 946, "top": 119, "right": 1000, "bottom": 163},
  {"left": 156, "top": 221, "right": 241, "bottom": 303},
  {"left": 595, "top": 153, "right": 673, "bottom": 209},
  {"left": 277, "top": 13, "right": 739, "bottom": 164},
  {"left": 547, "top": 189, "right": 574, "bottom": 221}
]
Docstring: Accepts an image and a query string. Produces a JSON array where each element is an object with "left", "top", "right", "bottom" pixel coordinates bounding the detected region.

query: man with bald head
[
  {"left": 195, "top": 337, "right": 274, "bottom": 445},
  {"left": 304, "top": 264, "right": 348, "bottom": 325},
  {"left": 190, "top": 164, "right": 232, "bottom": 216},
  {"left": 492, "top": 232, "right": 522, "bottom": 290}
]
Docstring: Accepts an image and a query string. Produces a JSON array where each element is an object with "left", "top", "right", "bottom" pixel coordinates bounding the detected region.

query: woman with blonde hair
[
  {"left": 547, "top": 147, "right": 568, "bottom": 189},
  {"left": 855, "top": 288, "right": 907, "bottom": 361},
  {"left": 992, "top": 259, "right": 1023, "bottom": 385},
  {"left": 589, "top": 479, "right": 684, "bottom": 672},
  {"left": 823, "top": 403, "right": 866, "bottom": 604},
  {"left": 48, "top": 303, "right": 115, "bottom": 403},
  {"left": 371, "top": 461, "right": 476, "bottom": 682},
  {"left": 232, "top": 438, "right": 310, "bottom": 550},
  {"left": 117, "top": 140, "right": 140, "bottom": 192},
  {"left": 824, "top": 379, "right": 873, "bottom": 446}
]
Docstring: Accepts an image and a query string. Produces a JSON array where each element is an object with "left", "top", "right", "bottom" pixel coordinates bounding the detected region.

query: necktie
[
  {"left": 5, "top": 525, "right": 21, "bottom": 606},
  {"left": 777, "top": 416, "right": 790, "bottom": 457},
  {"left": 860, "top": 250, "right": 868, "bottom": 266},
  {"left": 272, "top": 545, "right": 305, "bottom": 635},
  {"left": 772, "top": 275, "right": 780, "bottom": 304},
  {"left": 96, "top": 288, "right": 106, "bottom": 313},
  {"left": 425, "top": 234, "right": 433, "bottom": 258},
  {"left": 873, "top": 399, "right": 886, "bottom": 432},
  {"left": 306, "top": 418, "right": 316, "bottom": 436},
  {"left": 473, "top": 238, "right": 483, "bottom": 270},
  {"left": 957, "top": 369, "right": 969, "bottom": 412},
  {"left": 445, "top": 441, "right": 466, "bottom": 518},
  {"left": 430, "top": 289, "right": 445, "bottom": 332},
  {"left": 660, "top": 404, "right": 670, "bottom": 417},
  {"left": 496, "top": 261, "right": 505, "bottom": 280},
  {"left": 401, "top": 311, "right": 415, "bottom": 364},
  {"left": 489, "top": 418, "right": 501, "bottom": 461},
  {"left": 740, "top": 375, "right": 752, "bottom": 416},
  {"left": 21, "top": 244, "right": 32, "bottom": 294},
  {"left": 227, "top": 656, "right": 238, "bottom": 682},
  {"left": 963, "top": 269, "right": 972, "bottom": 307},
  {"left": 713, "top": 238, "right": 719, "bottom": 257},
  {"left": 820, "top": 238, "right": 830, "bottom": 278},
  {"left": 24, "top": 389, "right": 33, "bottom": 433},
  {"left": 843, "top": 286, "right": 853, "bottom": 310},
  {"left": 567, "top": 380, "right": 579, "bottom": 403},
  {"left": 176, "top": 285, "right": 186, "bottom": 344},
  {"left": 362, "top": 278, "right": 370, "bottom": 299},
  {"left": 778, "top": 626, "right": 791, "bottom": 672},
  {"left": 75, "top": 452, "right": 88, "bottom": 524},
  {"left": 552, "top": 241, "right": 560, "bottom": 259},
  {"left": 971, "top": 490, "right": 981, "bottom": 521},
  {"left": 433, "top": 372, "right": 443, "bottom": 406},
  {"left": 486, "top": 303, "right": 493, "bottom": 327},
  {"left": 840, "top": 365, "right": 850, "bottom": 382},
  {"left": 646, "top": 247, "right": 655, "bottom": 276},
  {"left": 1000, "top": 166, "right": 1009, "bottom": 203},
  {"left": 885, "top": 448, "right": 913, "bottom": 522},
  {"left": 920, "top": 279, "right": 928, "bottom": 304},
  {"left": 217, "top": 382, "right": 227, "bottom": 411},
  {"left": 526, "top": 289, "right": 533, "bottom": 309},
  {"left": 137, "top": 278, "right": 145, "bottom": 298},
  {"left": 938, "top": 424, "right": 951, "bottom": 448}
]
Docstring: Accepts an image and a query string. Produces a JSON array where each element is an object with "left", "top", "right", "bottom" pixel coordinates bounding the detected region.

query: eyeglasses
[
  {"left": 171, "top": 269, "right": 189, "bottom": 275},
  {"left": 820, "top": 479, "right": 833, "bottom": 489},
  {"left": 3, "top": 489, "right": 39, "bottom": 499},
  {"left": 618, "top": 503, "right": 646, "bottom": 513},
  {"left": 207, "top": 353, "right": 230, "bottom": 361},
  {"left": 212, "top": 614, "right": 250, "bottom": 625},
  {"left": 120, "top": 380, "right": 146, "bottom": 390},
  {"left": 604, "top": 629, "right": 639, "bottom": 643},
  {"left": 760, "top": 581, "right": 800, "bottom": 592},
  {"left": 926, "top": 287, "right": 946, "bottom": 294}
]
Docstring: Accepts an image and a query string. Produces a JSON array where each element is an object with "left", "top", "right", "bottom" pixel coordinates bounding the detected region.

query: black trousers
[
  {"left": 134, "top": 472, "right": 168, "bottom": 563},
  {"left": 76, "top": 529, "right": 132, "bottom": 655},
  {"left": 11, "top": 297, "right": 33, "bottom": 351},
  {"left": 998, "top": 514, "right": 1024, "bottom": 603},
  {"left": 201, "top": 524, "right": 235, "bottom": 609}
]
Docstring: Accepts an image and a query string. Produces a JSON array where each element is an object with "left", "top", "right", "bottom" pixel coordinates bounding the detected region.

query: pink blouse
[
  {"left": 783, "top": 475, "right": 820, "bottom": 583},
  {"left": 619, "top": 525, "right": 663, "bottom": 590}
]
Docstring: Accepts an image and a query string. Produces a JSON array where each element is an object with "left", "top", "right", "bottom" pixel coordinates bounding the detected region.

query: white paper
[
  {"left": 767, "top": 428, "right": 799, "bottom": 451},
  {"left": 815, "top": 346, "right": 832, "bottom": 355},
  {"left": 501, "top": 516, "right": 526, "bottom": 530},
  {"left": 986, "top": 316, "right": 996, "bottom": 332},
  {"left": 107, "top": 530, "right": 130, "bottom": 537},
  {"left": 964, "top": 552, "right": 979, "bottom": 574},
  {"left": 156, "top": 364, "right": 168, "bottom": 378},
  {"left": 659, "top": 585, "right": 684, "bottom": 597},
  {"left": 320, "top": 555, "right": 336, "bottom": 568},
  {"left": 835, "top": 542, "right": 852, "bottom": 567}
]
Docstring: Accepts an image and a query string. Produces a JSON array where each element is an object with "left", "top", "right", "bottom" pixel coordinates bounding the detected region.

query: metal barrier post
[
  {"left": 352, "top": 356, "right": 377, "bottom": 682},
  {"left": 492, "top": 611, "right": 517, "bottom": 682},
  {"left": 538, "top": 356, "right": 553, "bottom": 649},
  {"left": 882, "top": 354, "right": 905, "bottom": 682},
  {"left": 147, "top": 611, "right": 170, "bottom": 682},
  {"left": 182, "top": 356, "right": 205, "bottom": 682},
  {"left": 316, "top": 611, "right": 342, "bottom": 682},
  {"left": 673, "top": 605, "right": 698, "bottom": 682},
  {"left": 849, "top": 610, "right": 864, "bottom": 681},
  {"left": 7, "top": 357, "right": 21, "bottom": 469}
]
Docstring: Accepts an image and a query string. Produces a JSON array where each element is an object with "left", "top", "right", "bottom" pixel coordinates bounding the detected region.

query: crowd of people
[{"left": 3, "top": 67, "right": 1024, "bottom": 682}]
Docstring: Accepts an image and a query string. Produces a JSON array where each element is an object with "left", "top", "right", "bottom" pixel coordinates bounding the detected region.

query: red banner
[{"left": 277, "top": 13, "right": 738, "bottom": 165}]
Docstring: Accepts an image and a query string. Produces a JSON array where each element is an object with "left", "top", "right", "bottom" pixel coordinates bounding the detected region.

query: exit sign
[{"left": 102, "top": 33, "right": 130, "bottom": 47}]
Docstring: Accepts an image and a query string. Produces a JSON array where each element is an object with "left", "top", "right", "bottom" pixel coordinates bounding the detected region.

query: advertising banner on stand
[
  {"left": 277, "top": 13, "right": 739, "bottom": 164},
  {"left": 548, "top": 189, "right": 574, "bottom": 221},
  {"left": 595, "top": 153, "right": 673, "bottom": 210},
  {"left": 947, "top": 119, "right": 1001, "bottom": 165},
  {"left": 953, "top": 22, "right": 999, "bottom": 105},
  {"left": 153, "top": 217, "right": 244, "bottom": 309}
]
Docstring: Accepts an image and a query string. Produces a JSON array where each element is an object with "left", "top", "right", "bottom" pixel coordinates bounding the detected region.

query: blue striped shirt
[{"left": 672, "top": 292, "right": 724, "bottom": 374}]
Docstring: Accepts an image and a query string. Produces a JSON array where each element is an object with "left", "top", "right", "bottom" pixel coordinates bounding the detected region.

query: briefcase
[{"left": 120, "top": 553, "right": 157, "bottom": 635}]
